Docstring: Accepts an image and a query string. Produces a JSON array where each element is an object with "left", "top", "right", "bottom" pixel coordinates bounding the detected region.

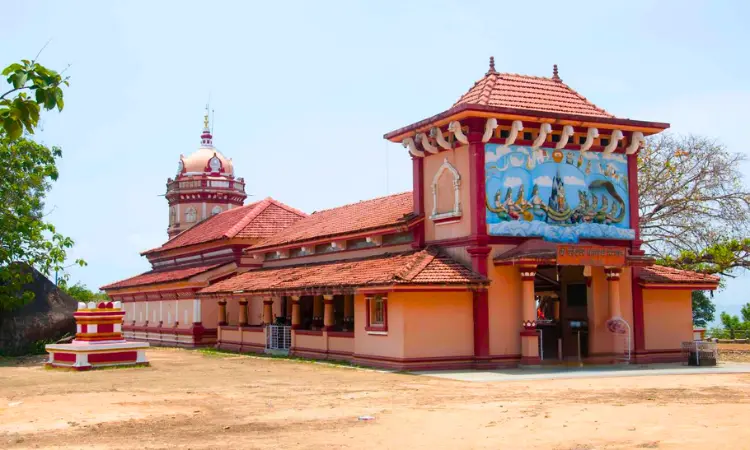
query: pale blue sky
[{"left": 3, "top": 1, "right": 749, "bottom": 321}]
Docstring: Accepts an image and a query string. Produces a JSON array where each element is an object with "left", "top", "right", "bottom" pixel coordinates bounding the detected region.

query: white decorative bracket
[
  {"left": 503, "top": 120, "right": 524, "bottom": 149},
  {"left": 555, "top": 125, "right": 575, "bottom": 150},
  {"left": 432, "top": 127, "right": 452, "bottom": 150},
  {"left": 580, "top": 127, "right": 599, "bottom": 152},
  {"left": 626, "top": 131, "right": 646, "bottom": 155},
  {"left": 418, "top": 132, "right": 438, "bottom": 154},
  {"left": 430, "top": 158, "right": 462, "bottom": 222},
  {"left": 448, "top": 121, "right": 469, "bottom": 145},
  {"left": 532, "top": 123, "right": 552, "bottom": 149},
  {"left": 402, "top": 137, "right": 424, "bottom": 157},
  {"left": 604, "top": 129, "right": 624, "bottom": 154},
  {"left": 482, "top": 118, "right": 498, "bottom": 143}
]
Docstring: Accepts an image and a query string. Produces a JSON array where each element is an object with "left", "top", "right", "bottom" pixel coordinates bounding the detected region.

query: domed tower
[{"left": 165, "top": 109, "right": 247, "bottom": 237}]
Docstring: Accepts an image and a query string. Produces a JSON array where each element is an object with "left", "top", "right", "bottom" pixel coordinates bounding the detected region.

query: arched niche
[{"left": 430, "top": 158, "right": 462, "bottom": 222}]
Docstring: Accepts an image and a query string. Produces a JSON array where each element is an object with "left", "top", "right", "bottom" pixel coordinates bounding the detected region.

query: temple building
[{"left": 102, "top": 60, "right": 719, "bottom": 369}]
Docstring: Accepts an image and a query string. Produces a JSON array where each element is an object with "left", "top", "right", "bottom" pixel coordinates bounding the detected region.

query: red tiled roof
[
  {"left": 198, "top": 246, "right": 486, "bottom": 296},
  {"left": 640, "top": 265, "right": 720, "bottom": 286},
  {"left": 143, "top": 198, "right": 307, "bottom": 255},
  {"left": 250, "top": 192, "right": 414, "bottom": 251},
  {"left": 101, "top": 263, "right": 224, "bottom": 290},
  {"left": 453, "top": 70, "right": 614, "bottom": 118}
]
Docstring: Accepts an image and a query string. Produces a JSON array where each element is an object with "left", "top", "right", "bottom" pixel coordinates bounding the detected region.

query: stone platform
[{"left": 45, "top": 300, "right": 149, "bottom": 370}]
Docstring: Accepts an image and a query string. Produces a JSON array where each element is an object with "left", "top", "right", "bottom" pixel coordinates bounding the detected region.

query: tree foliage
[
  {"left": 639, "top": 134, "right": 750, "bottom": 276},
  {"left": 0, "top": 57, "right": 83, "bottom": 311},
  {"left": 691, "top": 291, "right": 715, "bottom": 328},
  {"left": 59, "top": 281, "right": 108, "bottom": 303}
]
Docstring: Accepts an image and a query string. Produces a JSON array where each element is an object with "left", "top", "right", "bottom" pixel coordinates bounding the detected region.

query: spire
[
  {"left": 487, "top": 56, "right": 497, "bottom": 75},
  {"left": 552, "top": 64, "right": 561, "bottom": 82},
  {"left": 200, "top": 104, "right": 213, "bottom": 147}
]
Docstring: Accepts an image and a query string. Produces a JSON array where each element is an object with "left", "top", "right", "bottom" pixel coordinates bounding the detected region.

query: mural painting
[{"left": 485, "top": 144, "right": 634, "bottom": 242}]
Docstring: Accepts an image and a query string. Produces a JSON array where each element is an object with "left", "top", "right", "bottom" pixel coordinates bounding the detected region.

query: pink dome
[{"left": 176, "top": 114, "right": 234, "bottom": 177}]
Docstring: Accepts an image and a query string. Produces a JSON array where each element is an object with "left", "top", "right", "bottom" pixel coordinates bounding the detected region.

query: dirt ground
[{"left": 1, "top": 348, "right": 750, "bottom": 450}]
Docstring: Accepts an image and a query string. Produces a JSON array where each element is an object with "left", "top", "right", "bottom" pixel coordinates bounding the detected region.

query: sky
[{"left": 2, "top": 1, "right": 749, "bottom": 322}]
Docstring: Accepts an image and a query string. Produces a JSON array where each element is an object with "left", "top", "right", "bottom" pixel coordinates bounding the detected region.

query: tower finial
[
  {"left": 552, "top": 64, "right": 561, "bottom": 81},
  {"left": 200, "top": 105, "right": 213, "bottom": 147},
  {"left": 487, "top": 56, "right": 496, "bottom": 75}
]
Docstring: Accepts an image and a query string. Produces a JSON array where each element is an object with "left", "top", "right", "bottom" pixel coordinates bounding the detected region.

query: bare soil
[{"left": 1, "top": 348, "right": 750, "bottom": 449}]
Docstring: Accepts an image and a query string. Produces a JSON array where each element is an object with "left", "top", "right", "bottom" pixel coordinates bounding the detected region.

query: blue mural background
[{"left": 485, "top": 144, "right": 634, "bottom": 242}]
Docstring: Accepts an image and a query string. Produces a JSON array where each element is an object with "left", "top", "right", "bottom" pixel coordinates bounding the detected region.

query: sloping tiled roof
[
  {"left": 101, "top": 263, "right": 224, "bottom": 290},
  {"left": 640, "top": 265, "right": 720, "bottom": 286},
  {"left": 144, "top": 198, "right": 307, "bottom": 255},
  {"left": 199, "top": 246, "right": 486, "bottom": 296},
  {"left": 453, "top": 68, "right": 614, "bottom": 118},
  {"left": 250, "top": 192, "right": 414, "bottom": 251}
]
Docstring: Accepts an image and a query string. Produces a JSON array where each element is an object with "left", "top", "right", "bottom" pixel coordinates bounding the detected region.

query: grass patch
[{"left": 195, "top": 347, "right": 364, "bottom": 369}]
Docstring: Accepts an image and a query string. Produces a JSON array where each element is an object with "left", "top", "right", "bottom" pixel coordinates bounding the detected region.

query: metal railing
[{"left": 266, "top": 325, "right": 291, "bottom": 351}]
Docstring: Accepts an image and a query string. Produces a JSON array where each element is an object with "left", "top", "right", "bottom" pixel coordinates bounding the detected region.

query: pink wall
[
  {"left": 202, "top": 299, "right": 218, "bottom": 329},
  {"left": 401, "top": 291, "right": 474, "bottom": 358},
  {"left": 643, "top": 289, "right": 692, "bottom": 350},
  {"left": 488, "top": 263, "right": 522, "bottom": 356},
  {"left": 354, "top": 293, "right": 405, "bottom": 359},
  {"left": 423, "top": 145, "right": 472, "bottom": 242},
  {"left": 328, "top": 336, "right": 354, "bottom": 356},
  {"left": 295, "top": 333, "right": 326, "bottom": 351},
  {"left": 587, "top": 267, "right": 634, "bottom": 355}
]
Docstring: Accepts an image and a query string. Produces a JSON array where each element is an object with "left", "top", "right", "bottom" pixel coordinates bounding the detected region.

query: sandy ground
[{"left": 1, "top": 348, "right": 750, "bottom": 450}]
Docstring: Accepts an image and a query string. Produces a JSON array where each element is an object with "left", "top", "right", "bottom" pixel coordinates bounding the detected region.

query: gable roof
[
  {"left": 453, "top": 69, "right": 614, "bottom": 118},
  {"left": 143, "top": 198, "right": 307, "bottom": 255},
  {"left": 249, "top": 192, "right": 414, "bottom": 251},
  {"left": 198, "top": 246, "right": 486, "bottom": 296},
  {"left": 101, "top": 262, "right": 225, "bottom": 290},
  {"left": 639, "top": 265, "right": 720, "bottom": 287}
]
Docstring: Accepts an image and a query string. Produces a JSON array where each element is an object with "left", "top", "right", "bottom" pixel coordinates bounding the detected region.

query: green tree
[
  {"left": 741, "top": 303, "right": 750, "bottom": 323},
  {"left": 720, "top": 312, "right": 743, "bottom": 339},
  {"left": 640, "top": 134, "right": 750, "bottom": 276},
  {"left": 0, "top": 56, "right": 83, "bottom": 311},
  {"left": 692, "top": 291, "right": 716, "bottom": 328},
  {"left": 59, "top": 281, "right": 108, "bottom": 303}
]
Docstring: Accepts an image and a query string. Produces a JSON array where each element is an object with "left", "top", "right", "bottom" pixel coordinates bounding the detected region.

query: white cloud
[
  {"left": 510, "top": 156, "right": 525, "bottom": 167},
  {"left": 582, "top": 151, "right": 600, "bottom": 160},
  {"left": 602, "top": 152, "right": 626, "bottom": 163},
  {"left": 534, "top": 175, "right": 553, "bottom": 187},
  {"left": 563, "top": 176, "right": 585, "bottom": 186},
  {"left": 485, "top": 146, "right": 513, "bottom": 163},
  {"left": 504, "top": 176, "right": 523, "bottom": 188}
]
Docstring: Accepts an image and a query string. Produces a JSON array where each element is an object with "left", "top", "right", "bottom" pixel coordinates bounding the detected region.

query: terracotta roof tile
[
  {"left": 144, "top": 198, "right": 306, "bottom": 254},
  {"left": 101, "top": 263, "right": 224, "bottom": 290},
  {"left": 198, "top": 246, "right": 486, "bottom": 296},
  {"left": 250, "top": 192, "right": 414, "bottom": 250},
  {"left": 640, "top": 265, "right": 720, "bottom": 286},
  {"left": 453, "top": 72, "right": 614, "bottom": 119}
]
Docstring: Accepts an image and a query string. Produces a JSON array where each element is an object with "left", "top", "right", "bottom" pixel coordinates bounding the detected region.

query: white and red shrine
[{"left": 101, "top": 60, "right": 719, "bottom": 370}]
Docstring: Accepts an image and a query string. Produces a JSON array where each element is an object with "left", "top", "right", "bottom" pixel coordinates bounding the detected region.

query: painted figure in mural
[
  {"left": 530, "top": 184, "right": 546, "bottom": 220},
  {"left": 512, "top": 185, "right": 534, "bottom": 221},
  {"left": 585, "top": 160, "right": 592, "bottom": 176},
  {"left": 565, "top": 151, "right": 575, "bottom": 165},
  {"left": 577, "top": 154, "right": 584, "bottom": 168},
  {"left": 486, "top": 188, "right": 513, "bottom": 221}
]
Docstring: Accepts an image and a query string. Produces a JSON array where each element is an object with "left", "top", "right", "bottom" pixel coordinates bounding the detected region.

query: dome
[{"left": 176, "top": 111, "right": 234, "bottom": 177}]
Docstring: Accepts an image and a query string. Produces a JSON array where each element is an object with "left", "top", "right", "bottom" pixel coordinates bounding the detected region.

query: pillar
[
  {"left": 605, "top": 268, "right": 622, "bottom": 318},
  {"left": 323, "top": 295, "right": 335, "bottom": 331},
  {"left": 519, "top": 266, "right": 540, "bottom": 365},
  {"left": 217, "top": 300, "right": 227, "bottom": 326},
  {"left": 553, "top": 298, "right": 560, "bottom": 321},
  {"left": 291, "top": 296, "right": 301, "bottom": 330},
  {"left": 343, "top": 294, "right": 354, "bottom": 330},
  {"left": 313, "top": 295, "right": 323, "bottom": 329},
  {"left": 263, "top": 299, "right": 274, "bottom": 325},
  {"left": 285, "top": 297, "right": 292, "bottom": 323},
  {"left": 238, "top": 299, "right": 248, "bottom": 327},
  {"left": 631, "top": 267, "right": 646, "bottom": 355}
]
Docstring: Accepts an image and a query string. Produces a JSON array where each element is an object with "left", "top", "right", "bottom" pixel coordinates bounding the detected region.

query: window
[
  {"left": 500, "top": 129, "right": 510, "bottom": 139},
  {"left": 381, "top": 231, "right": 413, "bottom": 246},
  {"left": 551, "top": 134, "right": 560, "bottom": 143},
  {"left": 600, "top": 138, "right": 610, "bottom": 147},
  {"left": 211, "top": 205, "right": 222, "bottom": 216},
  {"left": 578, "top": 136, "right": 587, "bottom": 145},
  {"left": 185, "top": 207, "right": 197, "bottom": 223},
  {"left": 523, "top": 131, "right": 533, "bottom": 141},
  {"left": 366, "top": 295, "right": 387, "bottom": 332}
]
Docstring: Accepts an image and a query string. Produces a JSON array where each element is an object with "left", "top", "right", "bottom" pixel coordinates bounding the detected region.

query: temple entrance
[{"left": 535, "top": 266, "right": 589, "bottom": 362}]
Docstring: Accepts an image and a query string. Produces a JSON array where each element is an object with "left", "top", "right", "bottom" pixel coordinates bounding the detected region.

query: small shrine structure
[{"left": 45, "top": 300, "right": 149, "bottom": 370}]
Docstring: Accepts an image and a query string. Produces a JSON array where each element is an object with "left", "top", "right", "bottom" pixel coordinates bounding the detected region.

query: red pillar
[
  {"left": 411, "top": 155, "right": 426, "bottom": 249},
  {"left": 466, "top": 129, "right": 490, "bottom": 359},
  {"left": 627, "top": 152, "right": 643, "bottom": 255},
  {"left": 631, "top": 267, "right": 646, "bottom": 356}
]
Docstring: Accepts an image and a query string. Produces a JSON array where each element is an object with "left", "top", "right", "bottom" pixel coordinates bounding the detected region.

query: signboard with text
[{"left": 556, "top": 245, "right": 626, "bottom": 267}]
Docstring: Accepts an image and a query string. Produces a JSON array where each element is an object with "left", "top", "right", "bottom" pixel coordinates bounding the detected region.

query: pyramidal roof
[{"left": 453, "top": 60, "right": 614, "bottom": 118}]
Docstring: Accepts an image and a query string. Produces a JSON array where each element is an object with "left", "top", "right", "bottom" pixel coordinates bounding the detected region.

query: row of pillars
[
  {"left": 217, "top": 294, "right": 355, "bottom": 330},
  {"left": 518, "top": 265, "right": 622, "bottom": 364}
]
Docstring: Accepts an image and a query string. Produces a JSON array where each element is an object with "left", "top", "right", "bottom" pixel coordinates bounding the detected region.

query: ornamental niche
[{"left": 430, "top": 158, "right": 462, "bottom": 222}]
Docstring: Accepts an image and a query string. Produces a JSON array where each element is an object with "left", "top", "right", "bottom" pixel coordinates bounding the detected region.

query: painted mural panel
[{"left": 485, "top": 144, "right": 634, "bottom": 242}]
